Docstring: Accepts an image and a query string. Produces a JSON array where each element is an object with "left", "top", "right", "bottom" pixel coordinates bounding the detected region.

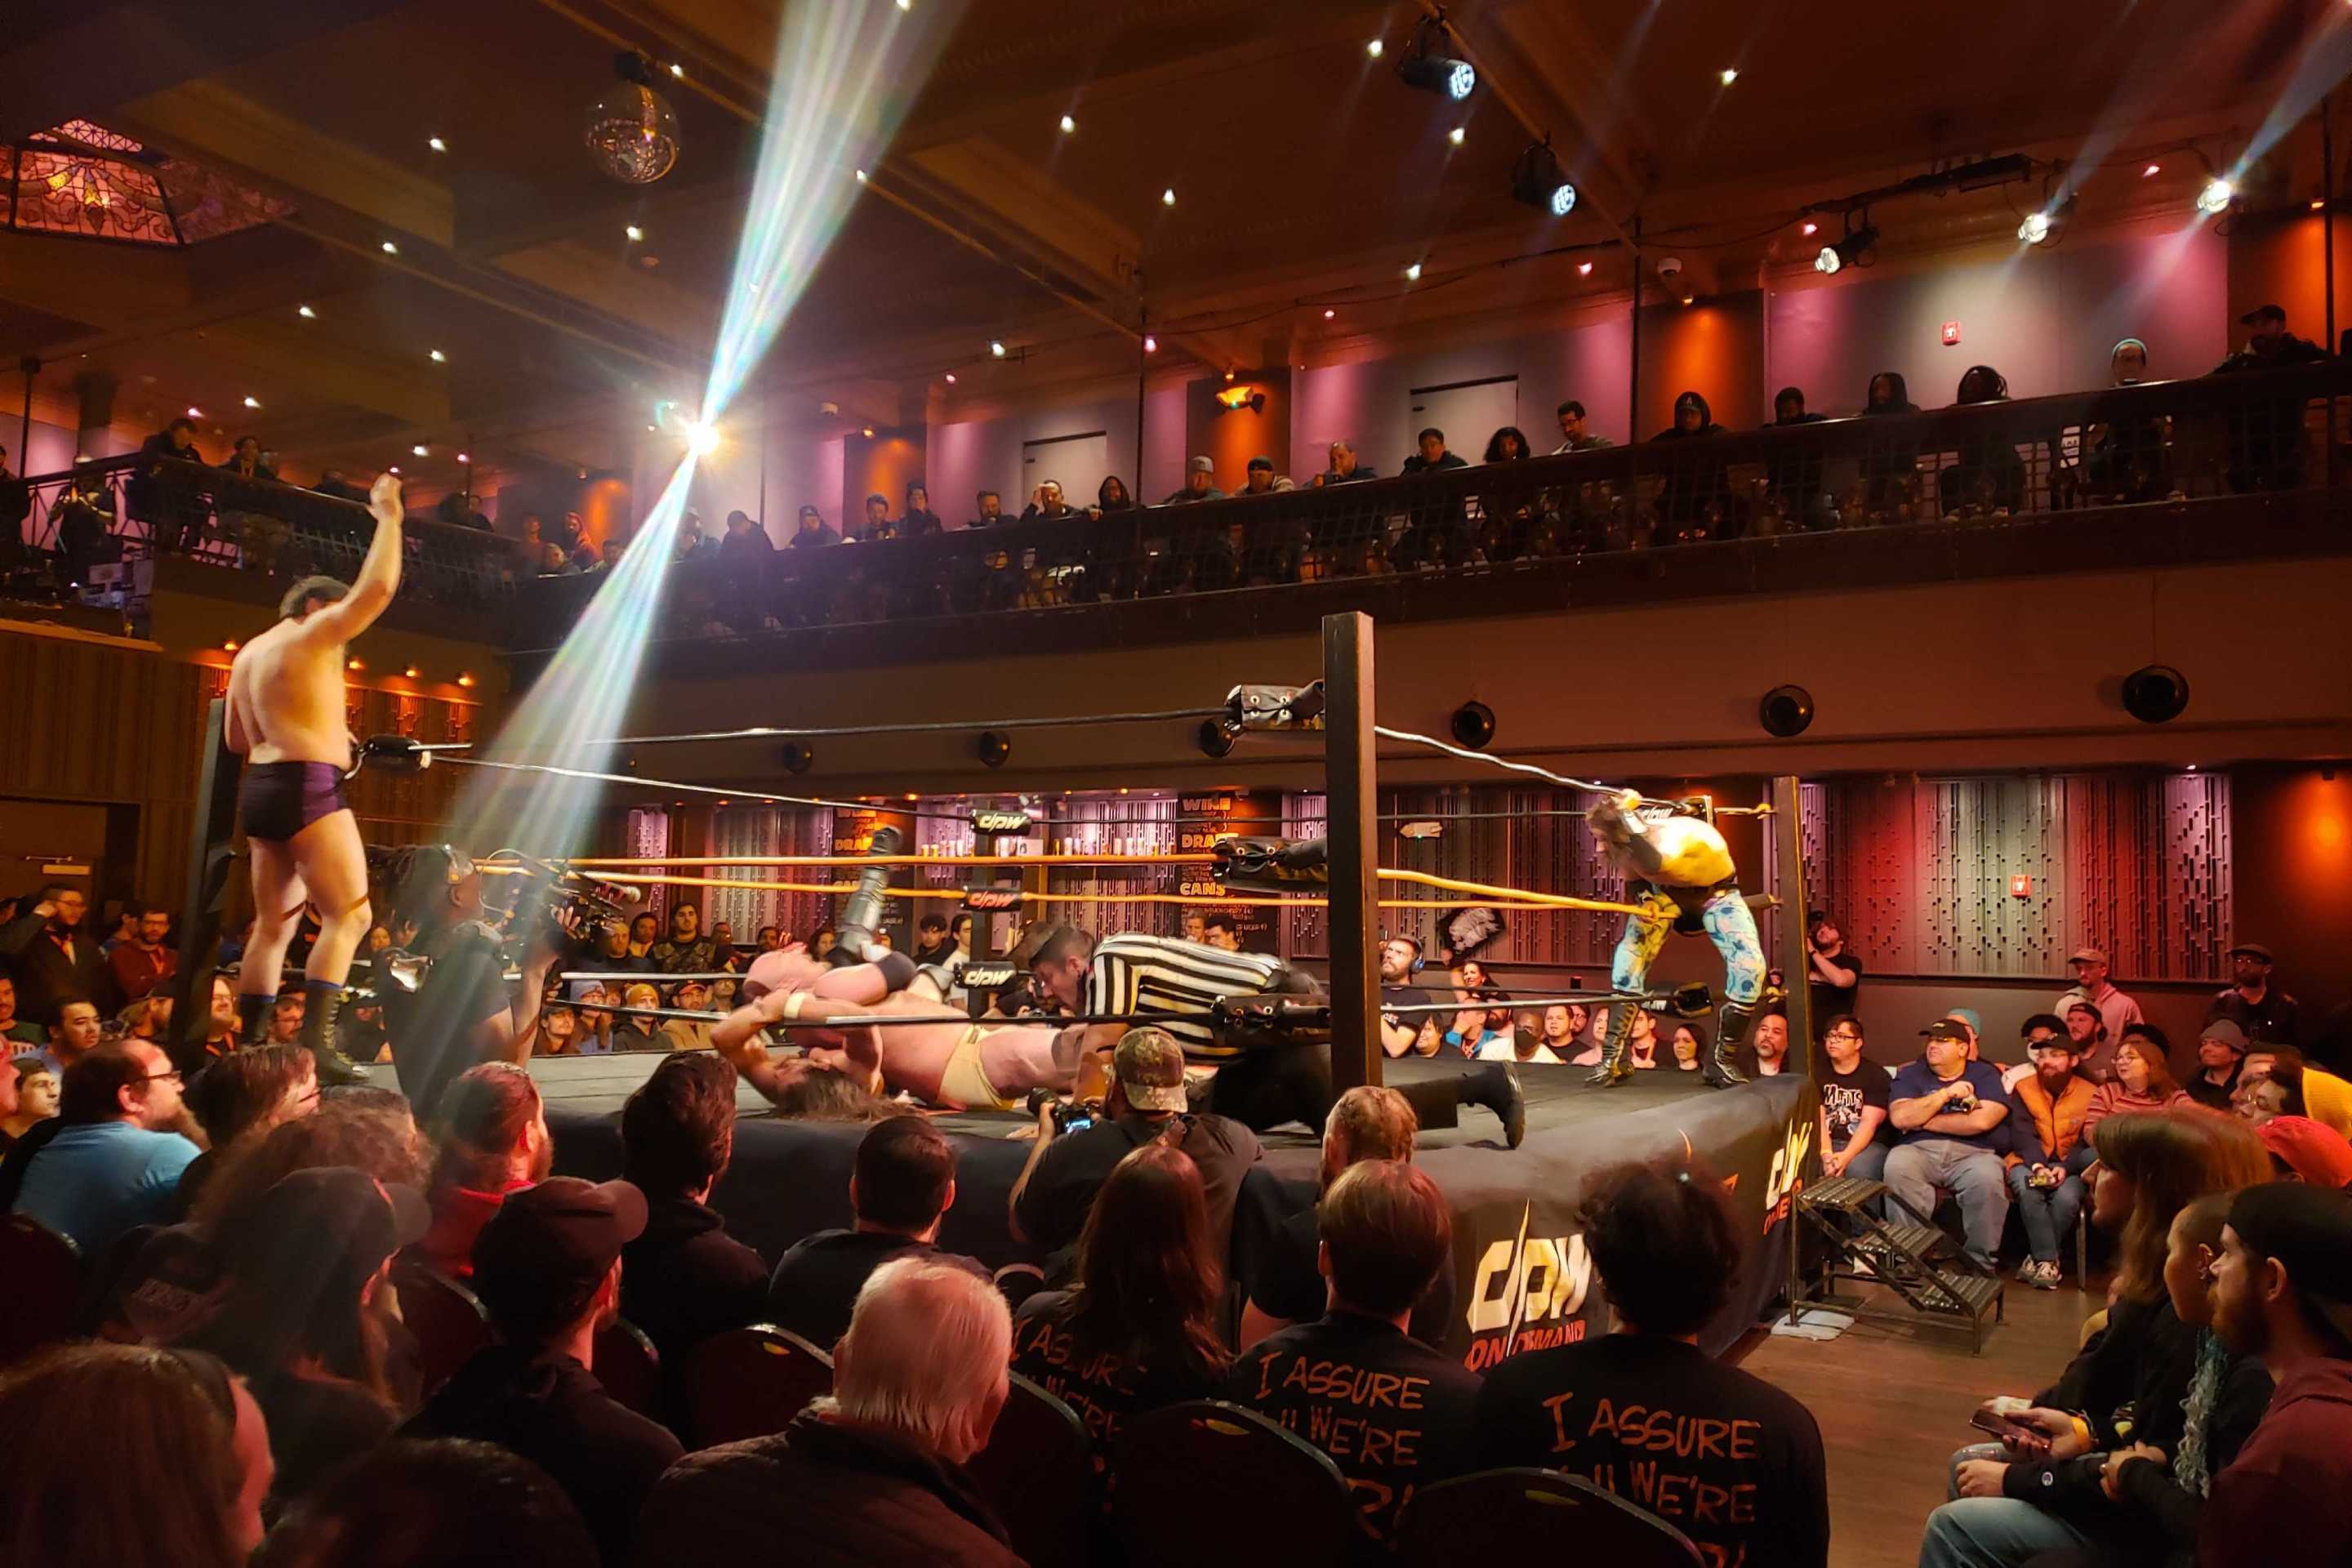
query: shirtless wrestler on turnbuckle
[{"left": 223, "top": 473, "right": 405, "bottom": 1083}]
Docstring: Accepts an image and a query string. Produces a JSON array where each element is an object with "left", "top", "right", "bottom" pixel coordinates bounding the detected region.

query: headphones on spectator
[{"left": 1383, "top": 932, "right": 1427, "bottom": 974}]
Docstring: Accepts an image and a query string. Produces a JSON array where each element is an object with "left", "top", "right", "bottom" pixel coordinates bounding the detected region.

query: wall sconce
[{"left": 1214, "top": 384, "right": 1267, "bottom": 415}]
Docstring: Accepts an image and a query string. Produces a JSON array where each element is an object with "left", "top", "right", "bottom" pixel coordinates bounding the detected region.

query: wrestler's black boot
[
  {"left": 1458, "top": 1062, "right": 1527, "bottom": 1150},
  {"left": 1586, "top": 1001, "right": 1638, "bottom": 1086},
  {"left": 829, "top": 825, "right": 902, "bottom": 966},
  {"left": 236, "top": 991, "right": 274, "bottom": 1049},
  {"left": 299, "top": 979, "right": 372, "bottom": 1085},
  {"left": 1706, "top": 1000, "right": 1755, "bottom": 1089}
]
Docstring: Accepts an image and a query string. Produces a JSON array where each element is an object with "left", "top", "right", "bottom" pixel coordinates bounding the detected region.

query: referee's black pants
[{"left": 1203, "top": 1042, "right": 1474, "bottom": 1137}]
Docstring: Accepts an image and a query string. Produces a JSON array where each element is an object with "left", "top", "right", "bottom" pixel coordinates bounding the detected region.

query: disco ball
[{"left": 586, "top": 79, "right": 679, "bottom": 185}]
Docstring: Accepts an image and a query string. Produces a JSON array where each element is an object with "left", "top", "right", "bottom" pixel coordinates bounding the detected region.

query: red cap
[{"left": 2257, "top": 1116, "right": 2352, "bottom": 1189}]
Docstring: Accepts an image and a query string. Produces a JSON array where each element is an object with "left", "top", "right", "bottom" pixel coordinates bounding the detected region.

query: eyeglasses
[
  {"left": 1826, "top": 1030, "right": 1862, "bottom": 1042},
  {"left": 141, "top": 1069, "right": 183, "bottom": 1084}
]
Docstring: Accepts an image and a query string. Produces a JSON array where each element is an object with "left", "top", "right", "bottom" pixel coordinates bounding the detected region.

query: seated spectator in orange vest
[
  {"left": 405, "top": 1178, "right": 683, "bottom": 1568},
  {"left": 1225, "top": 1159, "right": 1478, "bottom": 1544},
  {"left": 768, "top": 1115, "right": 981, "bottom": 1350},
  {"left": 1475, "top": 1160, "right": 1829, "bottom": 1568},
  {"left": 2005, "top": 1031, "right": 2097, "bottom": 1290},
  {"left": 636, "top": 1255, "right": 1023, "bottom": 1567},
  {"left": 412, "top": 1063, "right": 550, "bottom": 1277},
  {"left": 1010, "top": 1143, "right": 1229, "bottom": 1490},
  {"left": 617, "top": 1054, "right": 767, "bottom": 1364}
]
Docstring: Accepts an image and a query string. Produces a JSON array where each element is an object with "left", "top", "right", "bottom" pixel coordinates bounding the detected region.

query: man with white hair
[{"left": 633, "top": 1255, "right": 1022, "bottom": 1566}]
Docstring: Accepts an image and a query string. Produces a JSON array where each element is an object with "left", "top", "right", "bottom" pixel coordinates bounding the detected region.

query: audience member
[
  {"left": 1650, "top": 390, "right": 1730, "bottom": 538},
  {"left": 2207, "top": 940, "right": 2298, "bottom": 1045},
  {"left": 1941, "top": 364, "right": 2028, "bottom": 513},
  {"left": 2256, "top": 1116, "right": 2352, "bottom": 1187},
  {"left": 1013, "top": 1142, "right": 1230, "bottom": 1490},
  {"left": 1377, "top": 935, "right": 1441, "bottom": 1057},
  {"left": 0, "top": 973, "right": 42, "bottom": 1045},
  {"left": 1482, "top": 425, "right": 1534, "bottom": 461},
  {"left": 261, "top": 1438, "right": 599, "bottom": 1568},
  {"left": 12, "top": 1040, "right": 198, "bottom": 1254},
  {"left": 188, "top": 1089, "right": 426, "bottom": 1236},
  {"left": 1201, "top": 911, "right": 1243, "bottom": 951},
  {"left": 2087, "top": 1030, "right": 2193, "bottom": 1129},
  {"left": 1227, "top": 1159, "right": 1477, "bottom": 1543},
  {"left": 646, "top": 902, "right": 720, "bottom": 976},
  {"left": 969, "top": 489, "right": 1007, "bottom": 526},
  {"left": 1401, "top": 425, "right": 1468, "bottom": 474},
  {"left": 1009, "top": 1027, "right": 1262, "bottom": 1269},
  {"left": 2059, "top": 948, "right": 2142, "bottom": 1079},
  {"left": 1552, "top": 399, "right": 1614, "bottom": 452},
  {"left": 2005, "top": 1031, "right": 2096, "bottom": 1289},
  {"left": 1094, "top": 474, "right": 1138, "bottom": 513},
  {"left": 1161, "top": 454, "right": 1227, "bottom": 504},
  {"left": 415, "top": 1061, "right": 552, "bottom": 1277},
  {"left": 635, "top": 1254, "right": 1022, "bottom": 1566},
  {"left": 1820, "top": 1013, "right": 1891, "bottom": 1181},
  {"left": 790, "top": 504, "right": 841, "bottom": 548},
  {"left": 1806, "top": 909, "right": 1864, "bottom": 1018},
  {"left": 181, "top": 1167, "right": 428, "bottom": 1501},
  {"left": 1241, "top": 1085, "right": 1456, "bottom": 1347},
  {"left": 856, "top": 492, "right": 896, "bottom": 542},
  {"left": 1748, "top": 1005, "right": 1791, "bottom": 1076},
  {"left": 2188, "top": 1020, "right": 2252, "bottom": 1111},
  {"left": 609, "top": 983, "right": 663, "bottom": 1050},
  {"left": 105, "top": 903, "right": 177, "bottom": 1009},
  {"left": 2242, "top": 1045, "right": 2352, "bottom": 1137},
  {"left": 2195, "top": 1183, "right": 2352, "bottom": 1568},
  {"left": 1477, "top": 1160, "right": 1829, "bottom": 1568},
  {"left": 1022, "top": 479, "right": 1084, "bottom": 520},
  {"left": 909, "top": 913, "right": 956, "bottom": 967},
  {"left": 177, "top": 1043, "right": 318, "bottom": 1216},
  {"left": 0, "top": 881, "right": 104, "bottom": 1025},
  {"left": 406, "top": 1178, "right": 683, "bottom": 1566},
  {"left": 2, "top": 1051, "right": 56, "bottom": 1143},
  {"left": 1668, "top": 1020, "right": 1706, "bottom": 1072},
  {"left": 1884, "top": 1019, "right": 2013, "bottom": 1267},
  {"left": 617, "top": 1054, "right": 766, "bottom": 1362},
  {"left": 35, "top": 995, "right": 101, "bottom": 1076},
  {"left": 0, "top": 1343, "right": 271, "bottom": 1568},
  {"left": 656, "top": 979, "right": 716, "bottom": 1051},
  {"left": 768, "top": 1114, "right": 979, "bottom": 1348},
  {"left": 1313, "top": 439, "right": 1379, "bottom": 485}
]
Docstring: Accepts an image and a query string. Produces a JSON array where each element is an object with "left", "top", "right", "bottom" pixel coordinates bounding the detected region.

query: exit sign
[{"left": 1941, "top": 321, "right": 1962, "bottom": 346}]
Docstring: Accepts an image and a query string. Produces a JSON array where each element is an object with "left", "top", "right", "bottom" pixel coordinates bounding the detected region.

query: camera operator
[{"left": 381, "top": 845, "right": 581, "bottom": 1120}]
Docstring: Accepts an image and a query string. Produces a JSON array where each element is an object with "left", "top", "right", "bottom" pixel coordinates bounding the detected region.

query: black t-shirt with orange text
[
  {"left": 1225, "top": 1310, "right": 1480, "bottom": 1542},
  {"left": 1473, "top": 1334, "right": 1829, "bottom": 1568},
  {"left": 1009, "top": 1290, "right": 1224, "bottom": 1486}
]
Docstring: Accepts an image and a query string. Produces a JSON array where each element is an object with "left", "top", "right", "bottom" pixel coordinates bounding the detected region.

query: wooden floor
[{"left": 1731, "top": 1279, "right": 2099, "bottom": 1568}]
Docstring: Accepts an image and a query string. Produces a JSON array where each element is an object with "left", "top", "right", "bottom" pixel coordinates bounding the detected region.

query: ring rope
[
  {"left": 541, "top": 990, "right": 1674, "bottom": 1030},
  {"left": 562, "top": 705, "right": 1238, "bottom": 749},
  {"left": 556, "top": 853, "right": 1223, "bottom": 868},
  {"left": 1370, "top": 725, "right": 1769, "bottom": 816}
]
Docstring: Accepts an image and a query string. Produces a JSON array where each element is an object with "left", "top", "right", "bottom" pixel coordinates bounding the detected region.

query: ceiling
[{"left": 0, "top": 0, "right": 2336, "bottom": 490}]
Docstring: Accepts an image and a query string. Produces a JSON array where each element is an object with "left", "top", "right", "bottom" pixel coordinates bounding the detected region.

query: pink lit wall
[
  {"left": 1768, "top": 225, "right": 2230, "bottom": 412},
  {"left": 928, "top": 390, "right": 1145, "bottom": 523}
]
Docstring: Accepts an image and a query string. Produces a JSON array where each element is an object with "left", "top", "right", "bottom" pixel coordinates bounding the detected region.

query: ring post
[
  {"left": 167, "top": 697, "right": 243, "bottom": 1071},
  {"left": 1322, "top": 611, "right": 1380, "bottom": 1092},
  {"left": 1771, "top": 772, "right": 1820, "bottom": 1317}
]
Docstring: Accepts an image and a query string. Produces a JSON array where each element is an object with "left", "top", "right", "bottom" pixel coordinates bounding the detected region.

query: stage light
[
  {"left": 1759, "top": 684, "right": 1815, "bottom": 737},
  {"left": 186, "top": 405, "right": 203, "bottom": 418},
  {"left": 1510, "top": 141, "right": 1576, "bottom": 216},
  {"left": 1718, "top": 68, "right": 1738, "bottom": 86},
  {"left": 1449, "top": 702, "right": 1497, "bottom": 749},
  {"left": 1577, "top": 261, "right": 1593, "bottom": 276},
  {"left": 854, "top": 168, "right": 866, "bottom": 183},
  {"left": 222, "top": 639, "right": 238, "bottom": 652},
  {"left": 347, "top": 658, "right": 364, "bottom": 672},
  {"left": 684, "top": 419, "right": 720, "bottom": 456},
  {"left": 1322, "top": 308, "right": 1336, "bottom": 318},
  {"left": 1681, "top": 296, "right": 1695, "bottom": 306},
  {"left": 1448, "top": 127, "right": 1465, "bottom": 146},
  {"left": 1143, "top": 335, "right": 1157, "bottom": 352},
  {"left": 1223, "top": 369, "right": 1235, "bottom": 382},
  {"left": 943, "top": 372, "right": 957, "bottom": 383},
  {"left": 2196, "top": 177, "right": 2234, "bottom": 215},
  {"left": 243, "top": 395, "right": 261, "bottom": 409},
  {"left": 2018, "top": 212, "right": 2051, "bottom": 244},
  {"left": 861, "top": 425, "right": 875, "bottom": 438},
  {"left": 1197, "top": 718, "right": 1239, "bottom": 759},
  {"left": 1059, "top": 114, "right": 1076, "bottom": 134},
  {"left": 2122, "top": 665, "right": 2190, "bottom": 724},
  {"left": 2142, "top": 163, "right": 2162, "bottom": 177},
  {"left": 990, "top": 339, "right": 1007, "bottom": 357},
  {"left": 412, "top": 444, "right": 428, "bottom": 457},
  {"left": 1814, "top": 223, "right": 1878, "bottom": 275},
  {"left": 381, "top": 240, "right": 399, "bottom": 254},
  {"left": 626, "top": 225, "right": 644, "bottom": 240},
  {"left": 1400, "top": 53, "right": 1476, "bottom": 100},
  {"left": 457, "top": 671, "right": 474, "bottom": 688},
  {"left": 1161, "top": 187, "right": 1176, "bottom": 205},
  {"left": 428, "top": 136, "right": 448, "bottom": 153},
  {"left": 669, "top": 61, "right": 684, "bottom": 78},
  {"left": 976, "top": 729, "right": 1013, "bottom": 768},
  {"left": 297, "top": 304, "right": 316, "bottom": 318},
  {"left": 1405, "top": 261, "right": 1423, "bottom": 280},
  {"left": 780, "top": 740, "right": 815, "bottom": 775},
  {"left": 457, "top": 452, "right": 470, "bottom": 464},
  {"left": 430, "top": 349, "right": 447, "bottom": 363},
  {"left": 388, "top": 465, "right": 400, "bottom": 474},
  {"left": 2314, "top": 198, "right": 2328, "bottom": 212},
  {"left": 405, "top": 665, "right": 421, "bottom": 679},
  {"left": 1365, "top": 38, "right": 1384, "bottom": 59}
]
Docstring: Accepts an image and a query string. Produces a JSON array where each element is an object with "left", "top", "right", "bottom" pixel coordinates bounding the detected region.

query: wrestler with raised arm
[{"left": 222, "top": 473, "right": 404, "bottom": 1083}]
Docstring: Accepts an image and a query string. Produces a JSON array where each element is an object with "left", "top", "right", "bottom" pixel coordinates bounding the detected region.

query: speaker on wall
[
  {"left": 1759, "top": 685, "right": 1815, "bottom": 737},
  {"left": 2121, "top": 665, "right": 2189, "bottom": 724}
]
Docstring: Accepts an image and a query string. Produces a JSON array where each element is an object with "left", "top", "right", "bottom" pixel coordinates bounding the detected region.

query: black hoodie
[{"left": 1652, "top": 390, "right": 1726, "bottom": 441}]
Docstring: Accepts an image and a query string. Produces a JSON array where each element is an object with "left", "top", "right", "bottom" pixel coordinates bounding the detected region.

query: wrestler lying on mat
[{"left": 707, "top": 943, "right": 1079, "bottom": 1113}]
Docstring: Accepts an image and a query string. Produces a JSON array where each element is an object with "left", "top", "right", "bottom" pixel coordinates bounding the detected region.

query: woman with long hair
[
  {"left": 1924, "top": 1109, "right": 2268, "bottom": 1568},
  {"left": 1009, "top": 1143, "right": 1231, "bottom": 1485},
  {"left": 0, "top": 1343, "right": 272, "bottom": 1568},
  {"left": 2086, "top": 1030, "right": 2192, "bottom": 1131},
  {"left": 414, "top": 1061, "right": 550, "bottom": 1277}
]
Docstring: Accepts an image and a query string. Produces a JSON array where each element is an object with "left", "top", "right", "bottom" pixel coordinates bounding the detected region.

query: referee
[{"left": 1026, "top": 924, "right": 1523, "bottom": 1144}]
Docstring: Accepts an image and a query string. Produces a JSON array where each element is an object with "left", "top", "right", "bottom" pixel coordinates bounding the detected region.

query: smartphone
[{"left": 1970, "top": 1401, "right": 2052, "bottom": 1459}]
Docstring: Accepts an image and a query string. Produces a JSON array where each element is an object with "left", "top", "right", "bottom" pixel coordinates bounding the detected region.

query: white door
[
  {"left": 1407, "top": 376, "right": 1521, "bottom": 459},
  {"left": 1022, "top": 430, "right": 1111, "bottom": 510}
]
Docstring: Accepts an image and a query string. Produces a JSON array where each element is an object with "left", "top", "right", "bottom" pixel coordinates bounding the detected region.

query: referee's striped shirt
[{"left": 1085, "top": 934, "right": 1285, "bottom": 1061}]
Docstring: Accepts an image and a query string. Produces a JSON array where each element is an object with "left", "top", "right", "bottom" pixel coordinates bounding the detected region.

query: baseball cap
[
  {"left": 2225, "top": 1181, "right": 2352, "bottom": 1343},
  {"left": 1944, "top": 1007, "right": 1982, "bottom": 1039},
  {"left": 2256, "top": 1116, "right": 2352, "bottom": 1189},
  {"left": 2200, "top": 1018, "right": 2250, "bottom": 1053},
  {"left": 1919, "top": 1019, "right": 1971, "bottom": 1044},
  {"left": 1187, "top": 455, "right": 1214, "bottom": 474},
  {"left": 1114, "top": 1027, "right": 1187, "bottom": 1113},
  {"left": 2227, "top": 941, "right": 2275, "bottom": 964},
  {"left": 2238, "top": 303, "right": 2287, "bottom": 325},
  {"left": 1247, "top": 455, "right": 1273, "bottom": 474},
  {"left": 2069, "top": 947, "right": 2108, "bottom": 966},
  {"left": 472, "top": 1177, "right": 648, "bottom": 1305},
  {"left": 2061, "top": 993, "right": 2102, "bottom": 1019}
]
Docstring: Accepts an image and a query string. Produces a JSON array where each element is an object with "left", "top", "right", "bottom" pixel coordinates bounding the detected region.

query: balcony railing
[
  {"left": 515, "top": 361, "right": 2347, "bottom": 651},
  {"left": 6, "top": 453, "right": 524, "bottom": 612}
]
